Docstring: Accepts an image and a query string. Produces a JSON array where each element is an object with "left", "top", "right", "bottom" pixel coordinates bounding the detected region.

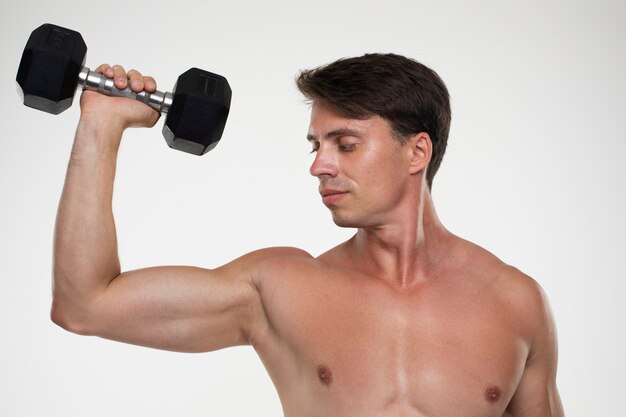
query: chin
[
  {"left": 330, "top": 211, "right": 367, "bottom": 229},
  {"left": 332, "top": 218, "right": 356, "bottom": 228}
]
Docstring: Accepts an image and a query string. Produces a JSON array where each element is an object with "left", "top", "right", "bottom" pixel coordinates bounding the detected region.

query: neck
[{"left": 349, "top": 184, "right": 452, "bottom": 288}]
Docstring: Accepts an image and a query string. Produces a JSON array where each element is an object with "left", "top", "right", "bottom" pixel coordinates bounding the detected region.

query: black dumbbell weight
[{"left": 16, "top": 23, "right": 231, "bottom": 155}]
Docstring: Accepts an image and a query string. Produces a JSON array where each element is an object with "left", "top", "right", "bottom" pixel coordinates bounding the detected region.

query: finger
[
  {"left": 127, "top": 69, "right": 144, "bottom": 92},
  {"left": 143, "top": 76, "right": 157, "bottom": 93},
  {"left": 94, "top": 64, "right": 114, "bottom": 78},
  {"left": 112, "top": 64, "right": 127, "bottom": 89}
]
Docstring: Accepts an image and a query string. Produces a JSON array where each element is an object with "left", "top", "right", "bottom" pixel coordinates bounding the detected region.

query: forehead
[{"left": 307, "top": 102, "right": 392, "bottom": 141}]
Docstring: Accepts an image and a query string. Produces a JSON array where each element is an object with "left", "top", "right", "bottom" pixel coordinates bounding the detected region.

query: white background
[{"left": 1, "top": 0, "right": 624, "bottom": 415}]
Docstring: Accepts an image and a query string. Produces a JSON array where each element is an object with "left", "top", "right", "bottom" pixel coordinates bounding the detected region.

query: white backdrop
[{"left": 1, "top": 0, "right": 624, "bottom": 416}]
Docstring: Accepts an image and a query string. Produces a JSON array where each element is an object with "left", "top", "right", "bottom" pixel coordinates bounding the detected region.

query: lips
[
  {"left": 319, "top": 188, "right": 348, "bottom": 205},
  {"left": 320, "top": 188, "right": 345, "bottom": 197}
]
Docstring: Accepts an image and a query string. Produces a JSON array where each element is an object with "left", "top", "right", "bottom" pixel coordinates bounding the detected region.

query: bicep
[
  {"left": 506, "top": 355, "right": 563, "bottom": 416},
  {"left": 85, "top": 264, "right": 262, "bottom": 352}
]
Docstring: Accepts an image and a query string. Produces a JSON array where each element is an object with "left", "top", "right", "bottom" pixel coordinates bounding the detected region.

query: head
[{"left": 296, "top": 53, "right": 451, "bottom": 189}]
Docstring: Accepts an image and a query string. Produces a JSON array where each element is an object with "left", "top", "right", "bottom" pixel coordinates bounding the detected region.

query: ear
[{"left": 407, "top": 132, "right": 432, "bottom": 175}]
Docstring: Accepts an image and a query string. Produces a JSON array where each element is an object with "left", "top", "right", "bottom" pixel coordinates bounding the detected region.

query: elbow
[
  {"left": 50, "top": 299, "right": 71, "bottom": 331},
  {"left": 50, "top": 297, "right": 93, "bottom": 336},
  {"left": 51, "top": 268, "right": 102, "bottom": 336}
]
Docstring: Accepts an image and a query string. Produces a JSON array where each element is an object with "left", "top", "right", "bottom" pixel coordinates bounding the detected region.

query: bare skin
[{"left": 52, "top": 65, "right": 564, "bottom": 417}]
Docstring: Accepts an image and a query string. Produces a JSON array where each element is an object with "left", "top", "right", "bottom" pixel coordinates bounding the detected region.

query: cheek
[{"left": 359, "top": 157, "right": 407, "bottom": 199}]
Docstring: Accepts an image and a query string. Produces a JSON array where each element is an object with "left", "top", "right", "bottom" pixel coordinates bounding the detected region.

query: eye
[
  {"left": 339, "top": 143, "right": 357, "bottom": 152},
  {"left": 309, "top": 142, "right": 320, "bottom": 154}
]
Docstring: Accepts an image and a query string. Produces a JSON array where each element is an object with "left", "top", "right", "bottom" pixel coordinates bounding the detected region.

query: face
[{"left": 307, "top": 103, "right": 419, "bottom": 228}]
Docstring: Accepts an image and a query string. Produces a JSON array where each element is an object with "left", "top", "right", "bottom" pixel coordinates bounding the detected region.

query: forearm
[{"left": 52, "top": 116, "right": 124, "bottom": 324}]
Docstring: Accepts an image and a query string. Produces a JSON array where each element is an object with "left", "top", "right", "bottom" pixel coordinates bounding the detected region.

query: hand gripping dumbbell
[{"left": 16, "top": 23, "right": 231, "bottom": 155}]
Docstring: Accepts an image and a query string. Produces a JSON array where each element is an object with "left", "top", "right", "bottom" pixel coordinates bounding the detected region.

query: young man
[{"left": 52, "top": 53, "right": 564, "bottom": 416}]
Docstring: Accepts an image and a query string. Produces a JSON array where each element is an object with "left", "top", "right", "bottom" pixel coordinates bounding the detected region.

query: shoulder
[
  {"left": 216, "top": 246, "right": 317, "bottom": 279},
  {"left": 491, "top": 264, "right": 557, "bottom": 354},
  {"left": 458, "top": 239, "right": 555, "bottom": 343},
  {"left": 493, "top": 265, "right": 551, "bottom": 319},
  {"left": 459, "top": 239, "right": 550, "bottom": 321},
  {"left": 247, "top": 246, "right": 316, "bottom": 267}
]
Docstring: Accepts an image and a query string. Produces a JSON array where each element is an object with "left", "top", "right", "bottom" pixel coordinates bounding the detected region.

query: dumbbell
[{"left": 16, "top": 23, "right": 231, "bottom": 155}]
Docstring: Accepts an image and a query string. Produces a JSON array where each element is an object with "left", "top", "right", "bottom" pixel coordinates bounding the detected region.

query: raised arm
[{"left": 51, "top": 65, "right": 264, "bottom": 352}]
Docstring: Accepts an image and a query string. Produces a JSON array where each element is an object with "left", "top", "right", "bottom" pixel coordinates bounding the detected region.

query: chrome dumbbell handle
[{"left": 77, "top": 67, "right": 174, "bottom": 114}]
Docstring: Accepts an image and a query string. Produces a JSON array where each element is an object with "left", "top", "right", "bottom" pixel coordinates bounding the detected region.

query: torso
[{"left": 249, "top": 239, "right": 536, "bottom": 417}]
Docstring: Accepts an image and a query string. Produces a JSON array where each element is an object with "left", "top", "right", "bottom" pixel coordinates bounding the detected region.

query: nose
[{"left": 309, "top": 146, "right": 338, "bottom": 178}]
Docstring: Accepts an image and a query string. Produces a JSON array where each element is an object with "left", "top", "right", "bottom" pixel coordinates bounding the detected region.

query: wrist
[{"left": 73, "top": 114, "right": 126, "bottom": 158}]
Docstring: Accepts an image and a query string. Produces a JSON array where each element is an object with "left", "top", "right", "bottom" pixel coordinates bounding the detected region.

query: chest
[{"left": 258, "top": 274, "right": 529, "bottom": 414}]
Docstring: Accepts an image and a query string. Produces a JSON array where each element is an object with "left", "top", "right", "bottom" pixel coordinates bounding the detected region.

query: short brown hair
[{"left": 296, "top": 53, "right": 451, "bottom": 189}]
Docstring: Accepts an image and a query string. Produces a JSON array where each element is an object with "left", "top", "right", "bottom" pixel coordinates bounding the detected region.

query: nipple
[
  {"left": 317, "top": 364, "right": 333, "bottom": 386},
  {"left": 485, "top": 385, "right": 501, "bottom": 402}
]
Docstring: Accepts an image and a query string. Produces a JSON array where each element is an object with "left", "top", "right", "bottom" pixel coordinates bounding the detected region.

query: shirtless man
[{"left": 51, "top": 53, "right": 564, "bottom": 416}]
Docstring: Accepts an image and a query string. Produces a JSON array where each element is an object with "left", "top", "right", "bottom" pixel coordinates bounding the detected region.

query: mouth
[{"left": 320, "top": 188, "right": 348, "bottom": 205}]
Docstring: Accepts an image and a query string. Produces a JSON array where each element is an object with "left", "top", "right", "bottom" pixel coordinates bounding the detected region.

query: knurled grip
[{"left": 77, "top": 67, "right": 173, "bottom": 114}]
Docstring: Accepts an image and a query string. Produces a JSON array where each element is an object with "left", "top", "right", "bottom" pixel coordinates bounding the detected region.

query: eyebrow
[{"left": 306, "top": 128, "right": 362, "bottom": 142}]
